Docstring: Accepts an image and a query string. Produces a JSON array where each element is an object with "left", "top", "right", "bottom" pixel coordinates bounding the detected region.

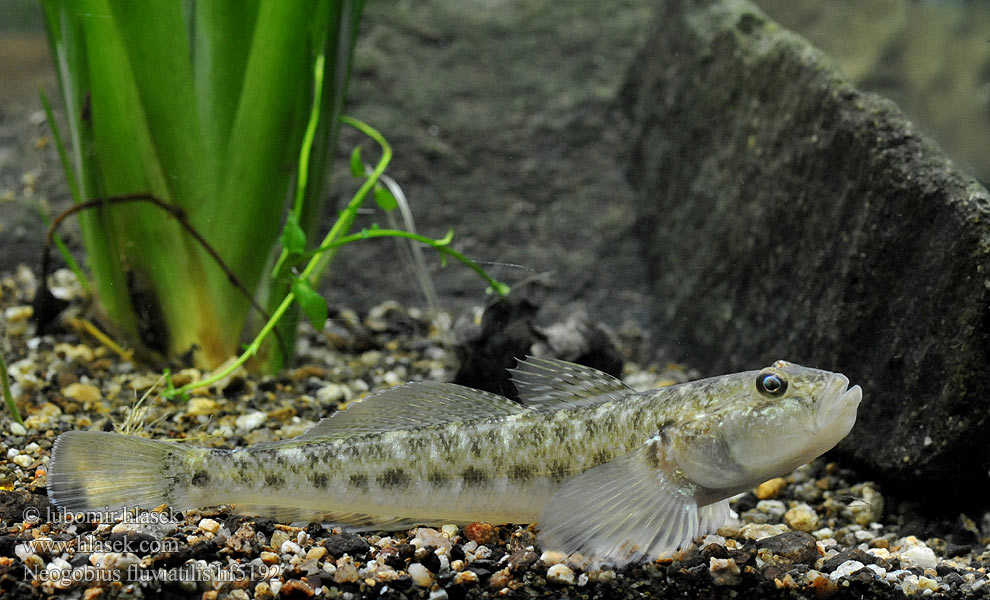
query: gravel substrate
[{"left": 2, "top": 267, "right": 989, "bottom": 600}]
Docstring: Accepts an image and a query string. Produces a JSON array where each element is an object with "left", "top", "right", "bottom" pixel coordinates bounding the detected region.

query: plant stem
[{"left": 0, "top": 353, "right": 23, "bottom": 426}]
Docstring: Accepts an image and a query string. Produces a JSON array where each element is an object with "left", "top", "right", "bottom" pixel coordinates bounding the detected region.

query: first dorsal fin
[
  {"left": 508, "top": 356, "right": 635, "bottom": 411},
  {"left": 275, "top": 381, "right": 526, "bottom": 445}
]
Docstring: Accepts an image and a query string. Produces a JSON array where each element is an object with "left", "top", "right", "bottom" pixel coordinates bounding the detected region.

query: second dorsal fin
[
  {"left": 277, "top": 381, "right": 526, "bottom": 445},
  {"left": 508, "top": 356, "right": 635, "bottom": 411}
]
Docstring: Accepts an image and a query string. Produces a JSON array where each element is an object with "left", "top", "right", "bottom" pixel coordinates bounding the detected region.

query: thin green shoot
[
  {"left": 0, "top": 353, "right": 23, "bottom": 426},
  {"left": 39, "top": 88, "right": 91, "bottom": 295},
  {"left": 271, "top": 51, "right": 327, "bottom": 280},
  {"left": 313, "top": 228, "right": 511, "bottom": 297}
]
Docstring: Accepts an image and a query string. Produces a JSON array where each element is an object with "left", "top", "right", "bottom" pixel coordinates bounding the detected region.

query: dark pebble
[
  {"left": 702, "top": 543, "right": 730, "bottom": 560},
  {"left": 449, "top": 544, "right": 465, "bottom": 562},
  {"left": 732, "top": 492, "right": 758, "bottom": 513},
  {"left": 470, "top": 559, "right": 499, "bottom": 572},
  {"left": 944, "top": 572, "right": 966, "bottom": 586},
  {"left": 223, "top": 514, "right": 253, "bottom": 532},
  {"left": 252, "top": 517, "right": 277, "bottom": 537},
  {"left": 150, "top": 540, "right": 218, "bottom": 570},
  {"left": 728, "top": 548, "right": 755, "bottom": 567},
  {"left": 397, "top": 543, "right": 415, "bottom": 562},
  {"left": 507, "top": 549, "right": 539, "bottom": 573},
  {"left": 324, "top": 533, "right": 370, "bottom": 558},
  {"left": 420, "top": 551, "right": 441, "bottom": 573},
  {"left": 69, "top": 552, "right": 90, "bottom": 568},
  {"left": 944, "top": 542, "right": 973, "bottom": 558},
  {"left": 468, "top": 567, "right": 492, "bottom": 579},
  {"left": 381, "top": 548, "right": 406, "bottom": 570},
  {"left": 756, "top": 531, "right": 818, "bottom": 565},
  {"left": 304, "top": 522, "right": 326, "bottom": 538},
  {"left": 822, "top": 547, "right": 875, "bottom": 573},
  {"left": 389, "top": 575, "right": 413, "bottom": 591}
]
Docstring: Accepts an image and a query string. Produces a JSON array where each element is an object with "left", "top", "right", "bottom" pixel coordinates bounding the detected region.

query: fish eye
[{"left": 756, "top": 371, "right": 787, "bottom": 397}]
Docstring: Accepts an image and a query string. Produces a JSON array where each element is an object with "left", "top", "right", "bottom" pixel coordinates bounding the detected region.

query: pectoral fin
[{"left": 536, "top": 443, "right": 707, "bottom": 566}]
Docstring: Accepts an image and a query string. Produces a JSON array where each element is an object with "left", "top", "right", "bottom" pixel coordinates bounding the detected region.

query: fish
[{"left": 47, "top": 357, "right": 862, "bottom": 565}]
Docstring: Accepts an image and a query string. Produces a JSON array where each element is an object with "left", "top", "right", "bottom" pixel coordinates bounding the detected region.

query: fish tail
[{"left": 48, "top": 431, "right": 206, "bottom": 514}]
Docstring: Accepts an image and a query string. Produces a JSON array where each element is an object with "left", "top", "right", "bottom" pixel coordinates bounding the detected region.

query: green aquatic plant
[
  {"left": 40, "top": 0, "right": 365, "bottom": 370},
  {"left": 0, "top": 352, "right": 23, "bottom": 426}
]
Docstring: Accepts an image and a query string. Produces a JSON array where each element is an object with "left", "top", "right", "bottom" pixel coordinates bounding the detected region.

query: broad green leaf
[
  {"left": 349, "top": 146, "right": 364, "bottom": 177},
  {"left": 292, "top": 278, "right": 328, "bottom": 331},
  {"left": 280, "top": 214, "right": 307, "bottom": 255},
  {"left": 374, "top": 185, "right": 398, "bottom": 211}
]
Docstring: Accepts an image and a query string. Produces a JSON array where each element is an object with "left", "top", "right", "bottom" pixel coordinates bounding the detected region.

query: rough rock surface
[{"left": 621, "top": 0, "right": 990, "bottom": 506}]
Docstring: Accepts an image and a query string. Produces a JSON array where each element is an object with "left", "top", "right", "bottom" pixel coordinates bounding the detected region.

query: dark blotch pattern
[
  {"left": 508, "top": 463, "right": 535, "bottom": 481},
  {"left": 349, "top": 473, "right": 369, "bottom": 489},
  {"left": 311, "top": 472, "right": 330, "bottom": 489},
  {"left": 377, "top": 468, "right": 411, "bottom": 489},
  {"left": 191, "top": 470, "right": 211, "bottom": 487},
  {"left": 265, "top": 472, "right": 285, "bottom": 487},
  {"left": 461, "top": 466, "right": 489, "bottom": 486}
]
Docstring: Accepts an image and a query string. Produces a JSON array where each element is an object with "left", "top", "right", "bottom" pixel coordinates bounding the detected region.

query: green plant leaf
[
  {"left": 374, "top": 184, "right": 398, "bottom": 211},
  {"left": 280, "top": 214, "right": 307, "bottom": 256},
  {"left": 349, "top": 146, "right": 364, "bottom": 177},
  {"left": 292, "top": 278, "right": 328, "bottom": 331}
]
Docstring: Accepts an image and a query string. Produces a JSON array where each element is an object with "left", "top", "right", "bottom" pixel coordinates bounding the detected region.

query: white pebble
[
  {"left": 899, "top": 545, "right": 937, "bottom": 570},
  {"left": 408, "top": 563, "right": 434, "bottom": 587},
  {"left": 13, "top": 455, "right": 32, "bottom": 468},
  {"left": 540, "top": 550, "right": 568, "bottom": 566},
  {"left": 547, "top": 563, "right": 576, "bottom": 585},
  {"left": 9, "top": 422, "right": 27, "bottom": 436},
  {"left": 830, "top": 560, "right": 865, "bottom": 580},
  {"left": 7, "top": 448, "right": 19, "bottom": 459},
  {"left": 24, "top": 442, "right": 40, "bottom": 454},
  {"left": 441, "top": 524, "right": 459, "bottom": 539},
  {"left": 235, "top": 411, "right": 267, "bottom": 432},
  {"left": 756, "top": 499, "right": 786, "bottom": 519}
]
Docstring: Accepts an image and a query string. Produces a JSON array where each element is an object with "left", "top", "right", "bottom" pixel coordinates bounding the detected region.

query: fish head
[
  {"left": 721, "top": 360, "right": 862, "bottom": 481},
  {"left": 670, "top": 361, "right": 862, "bottom": 495}
]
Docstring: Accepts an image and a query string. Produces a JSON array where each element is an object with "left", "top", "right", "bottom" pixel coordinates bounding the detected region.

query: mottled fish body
[{"left": 48, "top": 357, "right": 862, "bottom": 565}]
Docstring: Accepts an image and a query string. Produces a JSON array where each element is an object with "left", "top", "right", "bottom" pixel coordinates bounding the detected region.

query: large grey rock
[{"left": 621, "top": 0, "right": 990, "bottom": 506}]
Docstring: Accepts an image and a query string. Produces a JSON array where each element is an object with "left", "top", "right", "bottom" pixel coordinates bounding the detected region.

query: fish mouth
[{"left": 817, "top": 375, "right": 862, "bottom": 430}]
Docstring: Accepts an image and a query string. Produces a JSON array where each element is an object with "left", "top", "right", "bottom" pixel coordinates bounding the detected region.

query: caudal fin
[{"left": 48, "top": 431, "right": 203, "bottom": 514}]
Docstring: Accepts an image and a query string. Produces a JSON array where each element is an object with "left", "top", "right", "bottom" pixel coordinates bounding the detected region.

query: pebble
[
  {"left": 186, "top": 398, "right": 218, "bottom": 416},
  {"left": 408, "top": 562, "right": 434, "bottom": 587},
  {"left": 317, "top": 383, "right": 351, "bottom": 403},
  {"left": 784, "top": 502, "right": 820, "bottom": 532},
  {"left": 441, "top": 524, "right": 459, "bottom": 539},
  {"left": 454, "top": 569, "right": 479, "bottom": 585},
  {"left": 306, "top": 546, "right": 327, "bottom": 561},
  {"left": 62, "top": 382, "right": 101, "bottom": 403},
  {"left": 900, "top": 574, "right": 940, "bottom": 595},
  {"left": 463, "top": 521, "right": 495, "bottom": 545},
  {"left": 547, "top": 563, "right": 576, "bottom": 585},
  {"left": 540, "top": 550, "right": 568, "bottom": 566},
  {"left": 709, "top": 557, "right": 741, "bottom": 586},
  {"left": 260, "top": 551, "right": 279, "bottom": 565},
  {"left": 333, "top": 555, "right": 359, "bottom": 583},
  {"left": 269, "top": 529, "right": 291, "bottom": 549},
  {"left": 756, "top": 477, "right": 787, "bottom": 499},
  {"left": 899, "top": 545, "right": 937, "bottom": 570},
  {"left": 829, "top": 560, "right": 865, "bottom": 580},
  {"left": 235, "top": 411, "right": 267, "bottom": 432},
  {"left": 739, "top": 523, "right": 789, "bottom": 541},
  {"left": 9, "top": 422, "right": 26, "bottom": 436},
  {"left": 756, "top": 499, "right": 786, "bottom": 519},
  {"left": 198, "top": 518, "right": 220, "bottom": 534},
  {"left": 13, "top": 454, "right": 33, "bottom": 468}
]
